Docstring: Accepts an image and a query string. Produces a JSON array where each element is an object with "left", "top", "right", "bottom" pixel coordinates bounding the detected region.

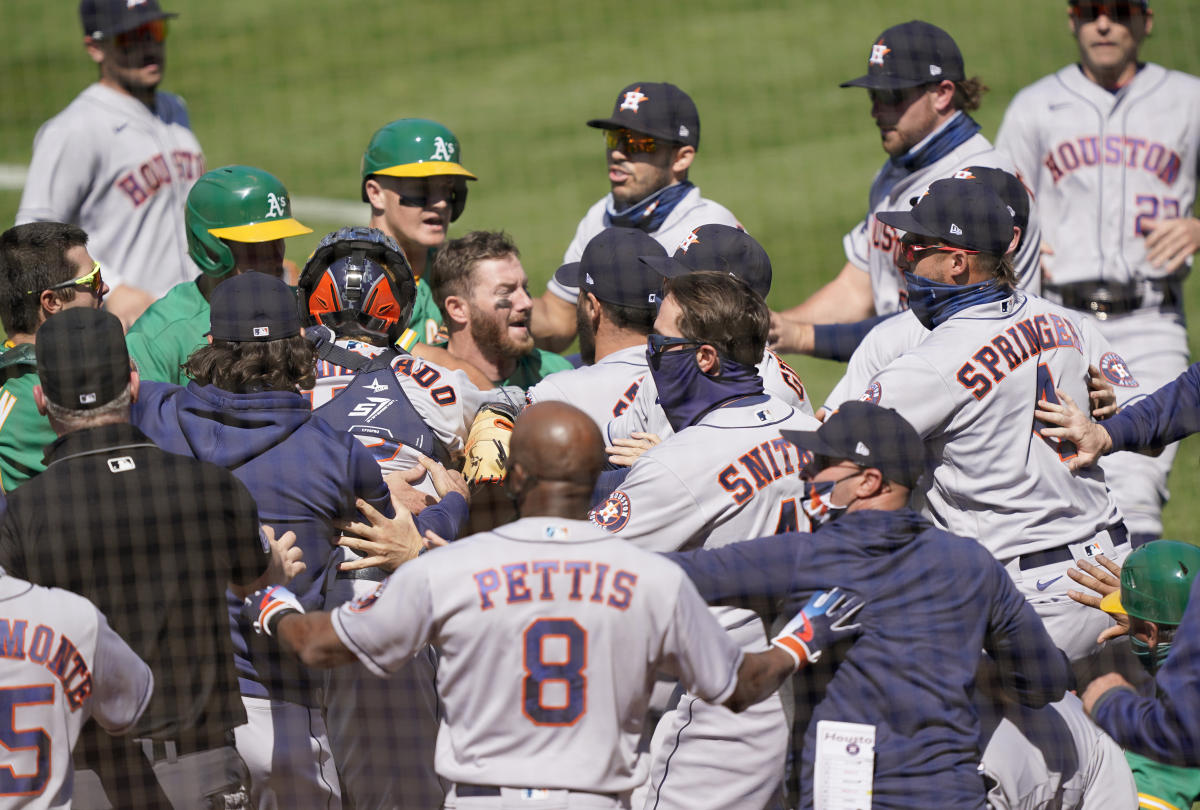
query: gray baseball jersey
[
  {"left": 17, "top": 84, "right": 205, "bottom": 298},
  {"left": 844, "top": 115, "right": 1042, "bottom": 315},
  {"left": 824, "top": 311, "right": 929, "bottom": 413},
  {"left": 525, "top": 344, "right": 649, "bottom": 430},
  {"left": 862, "top": 291, "right": 1138, "bottom": 562},
  {"left": 549, "top": 186, "right": 741, "bottom": 302},
  {"left": 0, "top": 574, "right": 152, "bottom": 808},
  {"left": 605, "top": 349, "right": 812, "bottom": 445},
  {"left": 330, "top": 517, "right": 742, "bottom": 795}
]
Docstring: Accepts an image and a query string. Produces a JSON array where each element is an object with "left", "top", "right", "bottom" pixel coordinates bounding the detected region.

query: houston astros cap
[
  {"left": 557, "top": 228, "right": 668, "bottom": 310},
  {"left": 36, "top": 308, "right": 131, "bottom": 411},
  {"left": 587, "top": 82, "right": 701, "bottom": 148},
  {"left": 910, "top": 167, "right": 1031, "bottom": 243},
  {"left": 208, "top": 273, "right": 301, "bottom": 342},
  {"left": 840, "top": 21, "right": 965, "bottom": 90},
  {"left": 80, "top": 0, "right": 177, "bottom": 39},
  {"left": 781, "top": 401, "right": 926, "bottom": 489},
  {"left": 639, "top": 224, "right": 772, "bottom": 298},
  {"left": 877, "top": 177, "right": 1014, "bottom": 255}
]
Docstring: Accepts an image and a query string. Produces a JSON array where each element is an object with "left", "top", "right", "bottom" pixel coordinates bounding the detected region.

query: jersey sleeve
[
  {"left": 842, "top": 216, "right": 871, "bottom": 271},
  {"left": 604, "top": 374, "right": 663, "bottom": 443},
  {"left": 1077, "top": 316, "right": 1144, "bottom": 410},
  {"left": 331, "top": 562, "right": 435, "bottom": 677},
  {"left": 125, "top": 328, "right": 184, "bottom": 385},
  {"left": 824, "top": 314, "right": 927, "bottom": 412},
  {"left": 994, "top": 95, "right": 1044, "bottom": 194},
  {"left": 590, "top": 455, "right": 707, "bottom": 551},
  {"left": 89, "top": 609, "right": 154, "bottom": 735},
  {"left": 16, "top": 117, "right": 96, "bottom": 225},
  {"left": 222, "top": 473, "right": 269, "bottom": 588},
  {"left": 658, "top": 571, "right": 743, "bottom": 705},
  {"left": 866, "top": 351, "right": 958, "bottom": 437},
  {"left": 1104, "top": 362, "right": 1200, "bottom": 451},
  {"left": 666, "top": 534, "right": 801, "bottom": 621}
]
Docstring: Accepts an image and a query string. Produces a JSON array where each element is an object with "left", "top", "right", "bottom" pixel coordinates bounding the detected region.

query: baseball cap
[
  {"left": 639, "top": 224, "right": 772, "bottom": 298},
  {"left": 877, "top": 178, "right": 1014, "bottom": 255},
  {"left": 208, "top": 273, "right": 301, "bottom": 342},
  {"left": 781, "top": 401, "right": 926, "bottom": 489},
  {"left": 840, "top": 21, "right": 965, "bottom": 90},
  {"left": 36, "top": 308, "right": 131, "bottom": 410},
  {"left": 558, "top": 228, "right": 668, "bottom": 310},
  {"left": 80, "top": 0, "right": 177, "bottom": 39},
  {"left": 587, "top": 82, "right": 700, "bottom": 148},
  {"left": 911, "top": 167, "right": 1031, "bottom": 241}
]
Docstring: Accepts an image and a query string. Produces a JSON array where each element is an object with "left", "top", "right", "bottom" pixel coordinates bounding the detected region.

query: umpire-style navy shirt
[{"left": 668, "top": 508, "right": 1072, "bottom": 810}]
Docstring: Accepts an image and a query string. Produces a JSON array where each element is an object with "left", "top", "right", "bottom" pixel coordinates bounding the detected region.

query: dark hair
[
  {"left": 976, "top": 253, "right": 1018, "bottom": 288},
  {"left": 598, "top": 299, "right": 656, "bottom": 334},
  {"left": 431, "top": 230, "right": 520, "bottom": 324},
  {"left": 952, "top": 76, "right": 989, "bottom": 112},
  {"left": 184, "top": 336, "right": 316, "bottom": 393},
  {"left": 0, "top": 222, "right": 87, "bottom": 335},
  {"left": 662, "top": 271, "right": 768, "bottom": 366}
]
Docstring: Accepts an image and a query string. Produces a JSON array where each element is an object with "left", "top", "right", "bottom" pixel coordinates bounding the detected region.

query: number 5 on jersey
[{"left": 523, "top": 618, "right": 586, "bottom": 726}]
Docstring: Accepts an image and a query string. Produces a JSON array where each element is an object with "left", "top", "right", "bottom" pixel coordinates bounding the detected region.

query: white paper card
[{"left": 814, "top": 720, "right": 876, "bottom": 810}]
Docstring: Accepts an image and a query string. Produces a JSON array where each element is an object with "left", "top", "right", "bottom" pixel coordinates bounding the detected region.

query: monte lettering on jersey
[{"left": 0, "top": 618, "right": 93, "bottom": 709}]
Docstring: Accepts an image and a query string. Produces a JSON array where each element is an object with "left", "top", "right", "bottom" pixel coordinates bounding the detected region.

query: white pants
[{"left": 234, "top": 696, "right": 341, "bottom": 810}]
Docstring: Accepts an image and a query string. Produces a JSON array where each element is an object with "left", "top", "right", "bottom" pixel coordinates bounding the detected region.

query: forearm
[
  {"left": 667, "top": 537, "right": 799, "bottom": 619},
  {"left": 811, "top": 314, "right": 894, "bottom": 362},
  {"left": 530, "top": 293, "right": 576, "bottom": 353},
  {"left": 723, "top": 648, "right": 794, "bottom": 713},
  {"left": 413, "top": 492, "right": 469, "bottom": 541},
  {"left": 779, "top": 262, "right": 875, "bottom": 324},
  {"left": 276, "top": 612, "right": 359, "bottom": 669},
  {"left": 1103, "top": 363, "right": 1200, "bottom": 452}
]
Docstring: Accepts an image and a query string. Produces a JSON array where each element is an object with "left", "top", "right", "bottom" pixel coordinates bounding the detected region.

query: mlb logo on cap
[
  {"left": 80, "top": 392, "right": 98, "bottom": 405},
  {"left": 253, "top": 326, "right": 270, "bottom": 338}
]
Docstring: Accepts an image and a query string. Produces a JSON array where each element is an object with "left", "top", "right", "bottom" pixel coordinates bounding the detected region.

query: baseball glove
[{"left": 462, "top": 401, "right": 518, "bottom": 485}]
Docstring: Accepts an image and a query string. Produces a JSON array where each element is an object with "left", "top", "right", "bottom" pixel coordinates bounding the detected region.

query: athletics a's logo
[
  {"left": 265, "top": 192, "right": 288, "bottom": 219},
  {"left": 869, "top": 41, "right": 891, "bottom": 66},
  {"left": 431, "top": 137, "right": 456, "bottom": 161},
  {"left": 620, "top": 88, "right": 649, "bottom": 113}
]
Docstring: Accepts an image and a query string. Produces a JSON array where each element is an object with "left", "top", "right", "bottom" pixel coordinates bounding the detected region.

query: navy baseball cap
[
  {"left": 840, "top": 21, "right": 965, "bottom": 90},
  {"left": 587, "top": 82, "right": 700, "bottom": 148},
  {"left": 559, "top": 228, "right": 668, "bottom": 310},
  {"left": 877, "top": 177, "right": 1014, "bottom": 255},
  {"left": 80, "top": 0, "right": 177, "bottom": 38},
  {"left": 910, "top": 167, "right": 1030, "bottom": 242},
  {"left": 208, "top": 273, "right": 301, "bottom": 342},
  {"left": 639, "top": 224, "right": 772, "bottom": 298},
  {"left": 36, "top": 308, "right": 131, "bottom": 410},
  {"left": 781, "top": 401, "right": 926, "bottom": 489}
]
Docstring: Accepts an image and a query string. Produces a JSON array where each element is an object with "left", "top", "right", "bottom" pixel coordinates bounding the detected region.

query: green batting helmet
[
  {"left": 186, "top": 165, "right": 313, "bottom": 277},
  {"left": 1101, "top": 540, "right": 1200, "bottom": 626},
  {"left": 360, "top": 119, "right": 476, "bottom": 220}
]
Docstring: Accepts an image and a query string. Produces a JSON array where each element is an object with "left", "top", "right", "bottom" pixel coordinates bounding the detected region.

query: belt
[
  {"left": 1017, "top": 523, "right": 1128, "bottom": 571},
  {"left": 134, "top": 730, "right": 235, "bottom": 763},
  {"left": 335, "top": 567, "right": 387, "bottom": 582},
  {"left": 1048, "top": 279, "right": 1176, "bottom": 320},
  {"left": 455, "top": 784, "right": 619, "bottom": 799}
]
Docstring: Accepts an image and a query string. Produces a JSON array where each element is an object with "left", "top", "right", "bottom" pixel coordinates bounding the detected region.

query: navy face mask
[
  {"left": 646, "top": 335, "right": 763, "bottom": 433},
  {"left": 903, "top": 271, "right": 1010, "bottom": 330}
]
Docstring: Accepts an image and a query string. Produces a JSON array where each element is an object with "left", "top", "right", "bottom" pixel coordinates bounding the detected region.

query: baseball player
[
  {"left": 524, "top": 228, "right": 666, "bottom": 429},
  {"left": 0, "top": 570, "right": 154, "bottom": 809},
  {"left": 532, "top": 82, "right": 741, "bottom": 351},
  {"left": 995, "top": 0, "right": 1200, "bottom": 545},
  {"left": 17, "top": 0, "right": 204, "bottom": 327},
  {"left": 771, "top": 20, "right": 1042, "bottom": 356},
  {"left": 590, "top": 271, "right": 819, "bottom": 810},
  {"left": 243, "top": 402, "right": 835, "bottom": 809},
  {"left": 125, "top": 165, "right": 313, "bottom": 385},
  {"left": 862, "top": 178, "right": 1140, "bottom": 661}
]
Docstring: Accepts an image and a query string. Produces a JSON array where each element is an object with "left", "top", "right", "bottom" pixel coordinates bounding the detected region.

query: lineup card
[{"left": 814, "top": 720, "right": 876, "bottom": 810}]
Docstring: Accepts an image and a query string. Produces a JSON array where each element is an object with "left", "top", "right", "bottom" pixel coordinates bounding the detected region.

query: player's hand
[
  {"left": 771, "top": 587, "right": 865, "bottom": 671},
  {"left": 260, "top": 525, "right": 306, "bottom": 586},
  {"left": 384, "top": 467, "right": 436, "bottom": 514},
  {"left": 417, "top": 456, "right": 470, "bottom": 502},
  {"left": 1066, "top": 554, "right": 1130, "bottom": 643},
  {"left": 1144, "top": 217, "right": 1200, "bottom": 273},
  {"left": 767, "top": 311, "right": 815, "bottom": 355},
  {"left": 1081, "top": 671, "right": 1135, "bottom": 716},
  {"left": 337, "top": 495, "right": 423, "bottom": 573},
  {"left": 1039, "top": 241, "right": 1055, "bottom": 283},
  {"left": 1035, "top": 390, "right": 1112, "bottom": 471},
  {"left": 606, "top": 432, "right": 662, "bottom": 467},
  {"left": 244, "top": 585, "right": 304, "bottom": 637},
  {"left": 1086, "top": 364, "right": 1118, "bottom": 420},
  {"left": 423, "top": 530, "right": 449, "bottom": 552}
]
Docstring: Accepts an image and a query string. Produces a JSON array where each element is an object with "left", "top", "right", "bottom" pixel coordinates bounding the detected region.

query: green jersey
[
  {"left": 1126, "top": 751, "right": 1200, "bottom": 810},
  {"left": 0, "top": 343, "right": 56, "bottom": 492},
  {"left": 500, "top": 349, "right": 573, "bottom": 390},
  {"left": 397, "top": 278, "right": 444, "bottom": 351},
  {"left": 125, "top": 278, "right": 210, "bottom": 385}
]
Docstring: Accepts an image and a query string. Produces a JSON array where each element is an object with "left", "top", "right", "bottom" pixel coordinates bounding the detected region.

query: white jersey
[
  {"left": 863, "top": 292, "right": 1140, "bottom": 563},
  {"left": 549, "top": 186, "right": 741, "bottom": 302},
  {"left": 16, "top": 84, "right": 205, "bottom": 298},
  {"left": 996, "top": 63, "right": 1200, "bottom": 286},
  {"left": 823, "top": 311, "right": 929, "bottom": 412},
  {"left": 0, "top": 575, "right": 152, "bottom": 809},
  {"left": 844, "top": 114, "right": 1042, "bottom": 315},
  {"left": 605, "top": 349, "right": 812, "bottom": 444},
  {"left": 525, "top": 344, "right": 648, "bottom": 430},
  {"left": 330, "top": 517, "right": 741, "bottom": 794}
]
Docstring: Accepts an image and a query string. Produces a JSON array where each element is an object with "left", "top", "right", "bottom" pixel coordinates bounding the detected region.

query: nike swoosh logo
[
  {"left": 1049, "top": 102, "right": 1072, "bottom": 111},
  {"left": 114, "top": 123, "right": 128, "bottom": 133},
  {"left": 1036, "top": 575, "right": 1063, "bottom": 591}
]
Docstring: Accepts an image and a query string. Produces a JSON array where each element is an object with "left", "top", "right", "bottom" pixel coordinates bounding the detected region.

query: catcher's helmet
[
  {"left": 1101, "top": 539, "right": 1200, "bottom": 626},
  {"left": 298, "top": 227, "right": 416, "bottom": 344},
  {"left": 186, "top": 165, "right": 313, "bottom": 278},
  {"left": 360, "top": 118, "right": 476, "bottom": 221}
]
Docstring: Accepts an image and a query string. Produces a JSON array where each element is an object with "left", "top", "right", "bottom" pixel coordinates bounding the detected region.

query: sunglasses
[
  {"left": 112, "top": 19, "right": 168, "bottom": 49},
  {"left": 647, "top": 334, "right": 702, "bottom": 358},
  {"left": 392, "top": 178, "right": 464, "bottom": 209},
  {"left": 30, "top": 260, "right": 105, "bottom": 296},
  {"left": 1070, "top": 2, "right": 1147, "bottom": 24},
  {"left": 900, "top": 241, "right": 979, "bottom": 265},
  {"left": 604, "top": 128, "right": 662, "bottom": 155},
  {"left": 868, "top": 85, "right": 926, "bottom": 107}
]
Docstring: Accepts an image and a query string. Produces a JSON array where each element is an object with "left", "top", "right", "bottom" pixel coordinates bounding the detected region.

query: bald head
[{"left": 510, "top": 401, "right": 606, "bottom": 490}]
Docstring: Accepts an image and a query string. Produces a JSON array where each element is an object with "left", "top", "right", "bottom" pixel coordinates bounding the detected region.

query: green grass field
[{"left": 1, "top": 0, "right": 1197, "bottom": 534}]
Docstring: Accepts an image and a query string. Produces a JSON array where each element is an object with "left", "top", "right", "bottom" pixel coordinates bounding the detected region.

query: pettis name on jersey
[{"left": 473, "top": 558, "right": 639, "bottom": 611}]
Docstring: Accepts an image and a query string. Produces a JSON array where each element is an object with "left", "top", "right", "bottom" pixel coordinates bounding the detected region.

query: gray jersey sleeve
[
  {"left": 17, "top": 118, "right": 93, "bottom": 224},
  {"left": 866, "top": 351, "right": 958, "bottom": 438},
  {"left": 592, "top": 455, "right": 708, "bottom": 551},
  {"left": 89, "top": 612, "right": 154, "bottom": 735},
  {"left": 660, "top": 573, "right": 743, "bottom": 705},
  {"left": 332, "top": 565, "right": 435, "bottom": 678}
]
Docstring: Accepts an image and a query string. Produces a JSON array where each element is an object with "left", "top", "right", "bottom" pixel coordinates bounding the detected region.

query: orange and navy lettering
[
  {"left": 0, "top": 620, "right": 92, "bottom": 710},
  {"left": 956, "top": 314, "right": 1084, "bottom": 401},
  {"left": 474, "top": 560, "right": 638, "bottom": 611},
  {"left": 717, "top": 436, "right": 804, "bottom": 505}
]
